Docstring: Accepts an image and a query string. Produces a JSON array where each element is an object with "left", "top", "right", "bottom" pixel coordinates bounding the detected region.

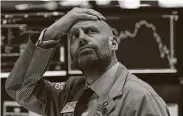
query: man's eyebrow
[
  {"left": 68, "top": 28, "right": 79, "bottom": 38},
  {"left": 82, "top": 24, "right": 100, "bottom": 30},
  {"left": 69, "top": 28, "right": 77, "bottom": 34}
]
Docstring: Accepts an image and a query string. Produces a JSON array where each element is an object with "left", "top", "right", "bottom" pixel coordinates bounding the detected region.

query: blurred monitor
[{"left": 1, "top": 12, "right": 67, "bottom": 77}]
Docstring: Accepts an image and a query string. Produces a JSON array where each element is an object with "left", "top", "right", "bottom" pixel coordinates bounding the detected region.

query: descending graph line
[{"left": 113, "top": 20, "right": 176, "bottom": 68}]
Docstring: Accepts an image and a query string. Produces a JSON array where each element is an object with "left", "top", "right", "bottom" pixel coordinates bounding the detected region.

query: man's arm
[{"left": 5, "top": 33, "right": 56, "bottom": 114}]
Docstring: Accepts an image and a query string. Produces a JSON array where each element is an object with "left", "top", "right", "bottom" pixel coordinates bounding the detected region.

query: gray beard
[
  {"left": 72, "top": 42, "right": 112, "bottom": 71},
  {"left": 77, "top": 54, "right": 98, "bottom": 70},
  {"left": 73, "top": 51, "right": 111, "bottom": 72}
]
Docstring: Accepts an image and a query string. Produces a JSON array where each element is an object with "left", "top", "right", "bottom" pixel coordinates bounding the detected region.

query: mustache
[{"left": 74, "top": 44, "right": 97, "bottom": 57}]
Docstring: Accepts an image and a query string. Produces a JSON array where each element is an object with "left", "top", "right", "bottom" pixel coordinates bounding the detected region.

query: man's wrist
[
  {"left": 37, "top": 39, "right": 60, "bottom": 48},
  {"left": 43, "top": 27, "right": 55, "bottom": 41},
  {"left": 36, "top": 28, "right": 60, "bottom": 49},
  {"left": 36, "top": 28, "right": 47, "bottom": 46},
  {"left": 43, "top": 26, "right": 61, "bottom": 41}
]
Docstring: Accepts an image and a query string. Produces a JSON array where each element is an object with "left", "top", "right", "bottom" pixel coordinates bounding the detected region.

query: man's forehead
[
  {"left": 71, "top": 20, "right": 101, "bottom": 28},
  {"left": 69, "top": 19, "right": 113, "bottom": 35}
]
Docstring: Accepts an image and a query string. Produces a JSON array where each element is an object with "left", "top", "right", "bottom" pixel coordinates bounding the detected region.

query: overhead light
[
  {"left": 59, "top": 0, "right": 88, "bottom": 6},
  {"left": 15, "top": 4, "right": 29, "bottom": 10},
  {"left": 95, "top": 0, "right": 111, "bottom": 5},
  {"left": 44, "top": 1, "right": 58, "bottom": 10},
  {"left": 119, "top": 0, "right": 140, "bottom": 9},
  {"left": 41, "top": 0, "right": 51, "bottom": 1},
  {"left": 159, "top": 0, "right": 183, "bottom": 7}
]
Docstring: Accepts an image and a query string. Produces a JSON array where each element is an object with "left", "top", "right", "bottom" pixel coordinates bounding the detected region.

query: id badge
[{"left": 61, "top": 101, "right": 77, "bottom": 116}]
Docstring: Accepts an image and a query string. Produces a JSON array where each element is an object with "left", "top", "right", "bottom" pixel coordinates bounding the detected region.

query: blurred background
[{"left": 1, "top": 0, "right": 183, "bottom": 116}]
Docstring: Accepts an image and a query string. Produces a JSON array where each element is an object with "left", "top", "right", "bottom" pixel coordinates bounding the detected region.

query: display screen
[{"left": 1, "top": 13, "right": 66, "bottom": 72}]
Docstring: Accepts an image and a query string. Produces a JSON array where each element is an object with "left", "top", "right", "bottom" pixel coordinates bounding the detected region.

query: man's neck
[{"left": 83, "top": 57, "right": 118, "bottom": 85}]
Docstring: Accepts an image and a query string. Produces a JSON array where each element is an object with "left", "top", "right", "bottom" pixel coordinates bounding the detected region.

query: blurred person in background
[{"left": 5, "top": 7, "right": 170, "bottom": 116}]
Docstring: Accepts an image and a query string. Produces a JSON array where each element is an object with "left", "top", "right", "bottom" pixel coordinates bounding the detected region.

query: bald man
[{"left": 5, "top": 8, "right": 170, "bottom": 116}]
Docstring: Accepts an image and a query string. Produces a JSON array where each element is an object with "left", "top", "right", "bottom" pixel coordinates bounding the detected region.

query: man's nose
[{"left": 78, "top": 30, "right": 88, "bottom": 47}]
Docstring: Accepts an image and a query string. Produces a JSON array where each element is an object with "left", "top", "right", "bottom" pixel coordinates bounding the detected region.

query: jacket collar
[
  {"left": 90, "top": 62, "right": 120, "bottom": 97},
  {"left": 108, "top": 63, "right": 129, "bottom": 98},
  {"left": 99, "top": 62, "right": 128, "bottom": 100},
  {"left": 87, "top": 63, "right": 129, "bottom": 116},
  {"left": 90, "top": 62, "right": 129, "bottom": 99}
]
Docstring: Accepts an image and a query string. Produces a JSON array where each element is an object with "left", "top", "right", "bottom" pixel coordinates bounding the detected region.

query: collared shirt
[{"left": 81, "top": 62, "right": 120, "bottom": 116}]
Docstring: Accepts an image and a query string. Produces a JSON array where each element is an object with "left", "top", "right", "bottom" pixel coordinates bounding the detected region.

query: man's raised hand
[{"left": 44, "top": 7, "right": 105, "bottom": 41}]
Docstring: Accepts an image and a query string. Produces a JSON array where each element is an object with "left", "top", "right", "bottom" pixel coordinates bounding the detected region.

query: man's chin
[{"left": 77, "top": 54, "right": 98, "bottom": 69}]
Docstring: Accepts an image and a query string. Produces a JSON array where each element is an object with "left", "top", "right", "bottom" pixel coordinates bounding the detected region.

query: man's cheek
[
  {"left": 70, "top": 44, "right": 76, "bottom": 53},
  {"left": 70, "top": 48, "right": 76, "bottom": 61}
]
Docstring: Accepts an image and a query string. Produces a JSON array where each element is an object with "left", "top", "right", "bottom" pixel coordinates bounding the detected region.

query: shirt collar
[{"left": 89, "top": 62, "right": 120, "bottom": 96}]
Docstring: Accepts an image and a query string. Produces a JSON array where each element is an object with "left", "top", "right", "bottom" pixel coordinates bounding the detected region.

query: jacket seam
[{"left": 126, "top": 77, "right": 159, "bottom": 97}]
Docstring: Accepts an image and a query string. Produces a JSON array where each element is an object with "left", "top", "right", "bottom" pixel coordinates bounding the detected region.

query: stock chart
[{"left": 107, "top": 13, "right": 178, "bottom": 73}]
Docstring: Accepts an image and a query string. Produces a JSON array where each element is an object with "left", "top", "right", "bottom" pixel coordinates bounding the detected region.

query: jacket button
[{"left": 102, "top": 108, "right": 108, "bottom": 115}]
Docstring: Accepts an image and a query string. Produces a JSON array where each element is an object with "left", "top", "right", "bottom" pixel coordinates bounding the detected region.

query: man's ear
[{"left": 109, "top": 36, "right": 118, "bottom": 51}]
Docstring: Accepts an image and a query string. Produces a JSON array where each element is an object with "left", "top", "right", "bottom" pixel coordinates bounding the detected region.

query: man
[{"left": 5, "top": 8, "right": 170, "bottom": 116}]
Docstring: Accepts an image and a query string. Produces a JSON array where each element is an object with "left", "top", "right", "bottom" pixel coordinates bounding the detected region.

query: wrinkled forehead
[{"left": 70, "top": 20, "right": 101, "bottom": 30}]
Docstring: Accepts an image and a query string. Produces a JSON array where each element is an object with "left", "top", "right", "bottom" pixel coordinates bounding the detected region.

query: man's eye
[
  {"left": 71, "top": 33, "right": 79, "bottom": 39},
  {"left": 85, "top": 29, "right": 96, "bottom": 34},
  {"left": 74, "top": 32, "right": 79, "bottom": 37}
]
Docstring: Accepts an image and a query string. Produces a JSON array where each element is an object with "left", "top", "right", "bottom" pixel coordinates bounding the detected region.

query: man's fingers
[
  {"left": 77, "top": 13, "right": 98, "bottom": 20},
  {"left": 88, "top": 9, "right": 105, "bottom": 20},
  {"left": 85, "top": 9, "right": 105, "bottom": 20},
  {"left": 75, "top": 8, "right": 105, "bottom": 20}
]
